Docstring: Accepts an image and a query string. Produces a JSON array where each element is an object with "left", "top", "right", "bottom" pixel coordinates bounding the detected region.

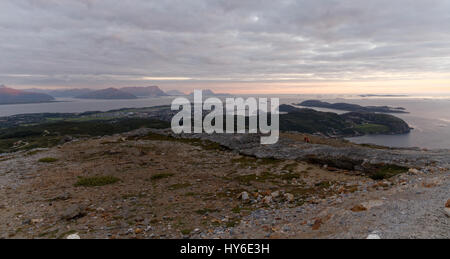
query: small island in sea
[
  {"left": 279, "top": 104, "right": 411, "bottom": 136},
  {"left": 297, "top": 100, "right": 408, "bottom": 114},
  {"left": 359, "top": 94, "right": 409, "bottom": 98}
]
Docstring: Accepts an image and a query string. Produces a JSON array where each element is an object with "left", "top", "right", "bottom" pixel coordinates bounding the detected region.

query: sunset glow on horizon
[{"left": 1, "top": 0, "right": 450, "bottom": 95}]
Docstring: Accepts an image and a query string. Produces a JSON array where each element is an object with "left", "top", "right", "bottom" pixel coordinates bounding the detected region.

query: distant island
[
  {"left": 75, "top": 88, "right": 138, "bottom": 100},
  {"left": 120, "top": 86, "right": 167, "bottom": 97},
  {"left": 279, "top": 104, "right": 411, "bottom": 136},
  {"left": 24, "top": 88, "right": 92, "bottom": 98},
  {"left": 297, "top": 100, "right": 408, "bottom": 114},
  {"left": 165, "top": 90, "right": 186, "bottom": 96},
  {"left": 6, "top": 86, "right": 227, "bottom": 100},
  {"left": 0, "top": 85, "right": 55, "bottom": 105},
  {"left": 189, "top": 89, "right": 231, "bottom": 97},
  {"left": 0, "top": 103, "right": 411, "bottom": 141},
  {"left": 359, "top": 94, "right": 409, "bottom": 98},
  {"left": 23, "top": 85, "right": 168, "bottom": 98}
]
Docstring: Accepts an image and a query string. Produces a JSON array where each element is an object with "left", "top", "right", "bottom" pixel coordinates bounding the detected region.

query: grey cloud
[{"left": 1, "top": 0, "right": 450, "bottom": 89}]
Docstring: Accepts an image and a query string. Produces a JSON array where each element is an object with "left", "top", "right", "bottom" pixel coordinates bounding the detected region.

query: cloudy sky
[{"left": 1, "top": 0, "right": 450, "bottom": 94}]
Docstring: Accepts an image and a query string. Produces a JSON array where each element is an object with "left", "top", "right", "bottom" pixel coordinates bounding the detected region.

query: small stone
[
  {"left": 367, "top": 234, "right": 381, "bottom": 239},
  {"left": 444, "top": 208, "right": 450, "bottom": 218},
  {"left": 284, "top": 193, "right": 294, "bottom": 202},
  {"left": 408, "top": 168, "right": 421, "bottom": 175},
  {"left": 445, "top": 199, "right": 450, "bottom": 208},
  {"left": 66, "top": 233, "right": 81, "bottom": 239},
  {"left": 239, "top": 192, "right": 250, "bottom": 203},
  {"left": 58, "top": 192, "right": 71, "bottom": 201},
  {"left": 271, "top": 191, "right": 280, "bottom": 198},
  {"left": 61, "top": 204, "right": 85, "bottom": 220},
  {"left": 351, "top": 204, "right": 367, "bottom": 212},
  {"left": 361, "top": 200, "right": 384, "bottom": 210},
  {"left": 31, "top": 218, "right": 43, "bottom": 224},
  {"left": 135, "top": 228, "right": 143, "bottom": 234},
  {"left": 311, "top": 219, "right": 322, "bottom": 230},
  {"left": 262, "top": 196, "right": 272, "bottom": 204}
]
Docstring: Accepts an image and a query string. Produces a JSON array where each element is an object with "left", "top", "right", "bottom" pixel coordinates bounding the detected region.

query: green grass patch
[
  {"left": 233, "top": 172, "right": 276, "bottom": 185},
  {"left": 74, "top": 176, "right": 120, "bottom": 187},
  {"left": 354, "top": 123, "right": 390, "bottom": 134},
  {"left": 282, "top": 163, "right": 298, "bottom": 172},
  {"left": 195, "top": 208, "right": 219, "bottom": 215},
  {"left": 26, "top": 150, "right": 43, "bottom": 156},
  {"left": 38, "top": 157, "right": 58, "bottom": 163},
  {"left": 38, "top": 229, "right": 59, "bottom": 238},
  {"left": 150, "top": 173, "right": 174, "bottom": 180},
  {"left": 315, "top": 181, "right": 332, "bottom": 188},
  {"left": 180, "top": 229, "right": 193, "bottom": 235},
  {"left": 231, "top": 206, "right": 255, "bottom": 214},
  {"left": 169, "top": 183, "right": 191, "bottom": 190},
  {"left": 280, "top": 172, "right": 302, "bottom": 180},
  {"left": 143, "top": 133, "right": 226, "bottom": 151},
  {"left": 369, "top": 165, "right": 408, "bottom": 180},
  {"left": 225, "top": 218, "right": 241, "bottom": 228},
  {"left": 0, "top": 118, "right": 170, "bottom": 153}
]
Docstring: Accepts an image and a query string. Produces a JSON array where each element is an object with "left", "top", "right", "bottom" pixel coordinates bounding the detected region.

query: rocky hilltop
[
  {"left": 0, "top": 105, "right": 447, "bottom": 239},
  {"left": 134, "top": 128, "right": 450, "bottom": 174},
  {"left": 0, "top": 127, "right": 448, "bottom": 239}
]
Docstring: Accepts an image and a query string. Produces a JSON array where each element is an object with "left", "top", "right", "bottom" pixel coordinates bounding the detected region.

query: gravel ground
[
  {"left": 196, "top": 165, "right": 450, "bottom": 239},
  {"left": 1, "top": 132, "right": 449, "bottom": 239}
]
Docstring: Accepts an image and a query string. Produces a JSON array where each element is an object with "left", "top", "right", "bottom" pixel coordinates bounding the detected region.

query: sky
[{"left": 1, "top": 0, "right": 450, "bottom": 94}]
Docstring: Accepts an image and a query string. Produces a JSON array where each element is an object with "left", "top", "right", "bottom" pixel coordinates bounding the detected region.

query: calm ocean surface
[{"left": 1, "top": 95, "right": 449, "bottom": 149}]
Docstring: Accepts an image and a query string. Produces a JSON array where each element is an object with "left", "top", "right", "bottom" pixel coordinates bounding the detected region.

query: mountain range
[
  {"left": 75, "top": 88, "right": 138, "bottom": 100},
  {"left": 165, "top": 90, "right": 186, "bottom": 96},
  {"left": 0, "top": 85, "right": 55, "bottom": 105},
  {"left": 1, "top": 85, "right": 232, "bottom": 102},
  {"left": 189, "top": 89, "right": 231, "bottom": 97},
  {"left": 120, "top": 86, "right": 167, "bottom": 97}
]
